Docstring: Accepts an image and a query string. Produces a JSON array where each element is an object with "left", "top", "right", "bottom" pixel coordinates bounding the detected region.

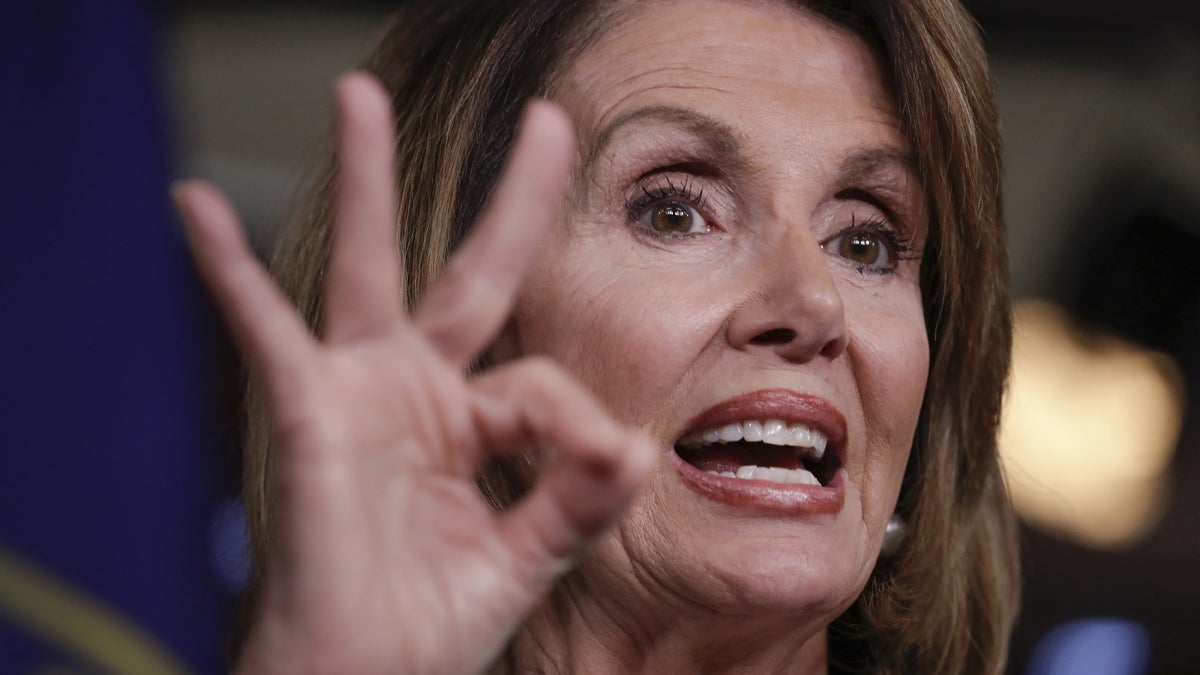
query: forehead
[{"left": 557, "top": 0, "right": 904, "bottom": 165}]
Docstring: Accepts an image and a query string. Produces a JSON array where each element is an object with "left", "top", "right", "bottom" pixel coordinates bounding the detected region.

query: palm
[{"left": 175, "top": 74, "right": 653, "bottom": 675}]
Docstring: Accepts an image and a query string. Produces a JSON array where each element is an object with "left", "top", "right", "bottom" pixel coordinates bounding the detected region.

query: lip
[{"left": 670, "top": 389, "right": 848, "bottom": 515}]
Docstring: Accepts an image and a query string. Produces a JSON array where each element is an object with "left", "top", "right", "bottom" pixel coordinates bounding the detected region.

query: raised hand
[{"left": 174, "top": 73, "right": 655, "bottom": 675}]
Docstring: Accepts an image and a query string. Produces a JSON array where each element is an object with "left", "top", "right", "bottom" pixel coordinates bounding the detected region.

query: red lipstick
[{"left": 671, "top": 389, "right": 847, "bottom": 515}]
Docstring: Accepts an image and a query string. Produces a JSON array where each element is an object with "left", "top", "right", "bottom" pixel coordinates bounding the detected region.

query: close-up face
[{"left": 506, "top": 0, "right": 930, "bottom": 636}]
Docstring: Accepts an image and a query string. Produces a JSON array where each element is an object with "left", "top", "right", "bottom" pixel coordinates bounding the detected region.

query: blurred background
[{"left": 2, "top": 0, "right": 1197, "bottom": 673}]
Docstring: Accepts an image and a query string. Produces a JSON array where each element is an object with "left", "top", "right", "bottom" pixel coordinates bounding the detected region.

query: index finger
[
  {"left": 414, "top": 101, "right": 574, "bottom": 366},
  {"left": 469, "top": 359, "right": 655, "bottom": 566}
]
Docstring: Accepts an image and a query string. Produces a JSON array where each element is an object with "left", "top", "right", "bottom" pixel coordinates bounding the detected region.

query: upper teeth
[
  {"left": 705, "top": 465, "right": 821, "bottom": 485},
  {"left": 680, "top": 419, "right": 827, "bottom": 460}
]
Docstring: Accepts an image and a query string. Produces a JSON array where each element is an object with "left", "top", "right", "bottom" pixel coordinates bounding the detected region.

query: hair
[{"left": 241, "top": 0, "right": 1019, "bottom": 672}]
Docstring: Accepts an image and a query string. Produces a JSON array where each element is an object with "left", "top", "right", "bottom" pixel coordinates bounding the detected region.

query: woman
[{"left": 174, "top": 0, "right": 1018, "bottom": 672}]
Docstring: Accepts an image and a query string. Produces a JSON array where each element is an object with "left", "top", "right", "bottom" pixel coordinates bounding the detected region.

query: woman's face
[{"left": 507, "top": 0, "right": 928, "bottom": 634}]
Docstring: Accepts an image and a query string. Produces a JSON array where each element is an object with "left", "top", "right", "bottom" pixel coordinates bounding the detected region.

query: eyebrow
[
  {"left": 583, "top": 106, "right": 920, "bottom": 214},
  {"left": 584, "top": 105, "right": 742, "bottom": 174},
  {"left": 834, "top": 147, "right": 918, "bottom": 187},
  {"left": 832, "top": 147, "right": 920, "bottom": 222}
]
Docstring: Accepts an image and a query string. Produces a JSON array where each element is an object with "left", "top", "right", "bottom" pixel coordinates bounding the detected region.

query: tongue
[{"left": 679, "top": 443, "right": 805, "bottom": 473}]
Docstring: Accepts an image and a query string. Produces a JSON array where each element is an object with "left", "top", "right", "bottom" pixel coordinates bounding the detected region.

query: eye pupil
[
  {"left": 840, "top": 233, "right": 879, "bottom": 264},
  {"left": 651, "top": 202, "right": 693, "bottom": 233}
]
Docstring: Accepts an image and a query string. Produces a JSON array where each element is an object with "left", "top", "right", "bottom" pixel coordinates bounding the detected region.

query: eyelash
[
  {"left": 623, "top": 173, "right": 915, "bottom": 274},
  {"left": 624, "top": 175, "right": 711, "bottom": 234},
  {"left": 832, "top": 213, "right": 917, "bottom": 276}
]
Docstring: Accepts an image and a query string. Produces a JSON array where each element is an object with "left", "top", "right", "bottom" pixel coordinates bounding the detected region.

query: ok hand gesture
[{"left": 174, "top": 73, "right": 654, "bottom": 675}]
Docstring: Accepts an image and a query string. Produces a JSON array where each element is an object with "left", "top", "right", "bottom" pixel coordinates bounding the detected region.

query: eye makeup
[
  {"left": 580, "top": 109, "right": 925, "bottom": 279},
  {"left": 821, "top": 213, "right": 917, "bottom": 276},
  {"left": 624, "top": 173, "right": 713, "bottom": 235}
]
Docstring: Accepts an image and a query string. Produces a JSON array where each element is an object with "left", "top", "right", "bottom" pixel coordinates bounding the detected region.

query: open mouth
[{"left": 674, "top": 419, "right": 840, "bottom": 488}]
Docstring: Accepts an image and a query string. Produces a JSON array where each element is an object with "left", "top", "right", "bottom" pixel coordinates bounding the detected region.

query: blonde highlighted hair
[{"left": 243, "top": 1, "right": 1018, "bottom": 671}]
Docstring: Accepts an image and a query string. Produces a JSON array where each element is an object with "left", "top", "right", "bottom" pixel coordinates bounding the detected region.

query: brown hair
[{"left": 244, "top": 0, "right": 1018, "bottom": 672}]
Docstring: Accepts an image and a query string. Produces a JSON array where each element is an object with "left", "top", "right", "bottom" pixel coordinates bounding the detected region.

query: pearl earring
[{"left": 880, "top": 514, "right": 906, "bottom": 557}]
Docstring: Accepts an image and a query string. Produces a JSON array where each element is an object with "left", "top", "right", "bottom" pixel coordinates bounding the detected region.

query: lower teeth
[{"left": 705, "top": 465, "right": 819, "bottom": 486}]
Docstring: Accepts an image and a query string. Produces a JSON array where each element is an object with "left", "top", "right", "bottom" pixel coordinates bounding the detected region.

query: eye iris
[
  {"left": 840, "top": 233, "right": 880, "bottom": 264},
  {"left": 650, "top": 202, "right": 693, "bottom": 233}
]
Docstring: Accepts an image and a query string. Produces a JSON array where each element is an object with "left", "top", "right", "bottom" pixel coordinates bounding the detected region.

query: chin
[
  {"left": 611, "top": 469, "right": 880, "bottom": 623},
  {"left": 742, "top": 554, "right": 868, "bottom": 619},
  {"left": 693, "top": 518, "right": 876, "bottom": 619}
]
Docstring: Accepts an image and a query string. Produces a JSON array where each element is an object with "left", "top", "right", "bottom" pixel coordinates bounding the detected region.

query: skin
[
  {"left": 176, "top": 1, "right": 928, "bottom": 673},
  {"left": 179, "top": 84, "right": 653, "bottom": 675},
  {"left": 504, "top": 1, "right": 929, "bottom": 671}
]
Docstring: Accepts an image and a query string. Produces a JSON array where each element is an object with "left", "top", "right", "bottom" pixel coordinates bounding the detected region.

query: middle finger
[
  {"left": 414, "top": 101, "right": 574, "bottom": 367},
  {"left": 323, "top": 72, "right": 406, "bottom": 344}
]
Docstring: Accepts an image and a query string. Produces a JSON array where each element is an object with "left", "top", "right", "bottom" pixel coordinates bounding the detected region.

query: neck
[{"left": 496, "top": 568, "right": 830, "bottom": 674}]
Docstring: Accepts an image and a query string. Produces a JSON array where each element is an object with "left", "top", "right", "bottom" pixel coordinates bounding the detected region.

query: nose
[{"left": 726, "top": 231, "right": 849, "bottom": 363}]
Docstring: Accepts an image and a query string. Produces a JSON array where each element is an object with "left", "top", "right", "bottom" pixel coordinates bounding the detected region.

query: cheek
[
  {"left": 846, "top": 285, "right": 929, "bottom": 499},
  {"left": 511, "top": 247, "right": 722, "bottom": 430}
]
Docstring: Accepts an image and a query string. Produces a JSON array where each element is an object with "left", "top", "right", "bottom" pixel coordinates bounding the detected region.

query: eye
[
  {"left": 821, "top": 215, "right": 912, "bottom": 275},
  {"left": 833, "top": 231, "right": 888, "bottom": 267},
  {"left": 645, "top": 200, "right": 707, "bottom": 234},
  {"left": 625, "top": 175, "right": 714, "bottom": 238}
]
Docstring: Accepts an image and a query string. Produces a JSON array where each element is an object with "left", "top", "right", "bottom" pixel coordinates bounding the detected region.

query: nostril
[{"left": 750, "top": 328, "right": 797, "bottom": 345}]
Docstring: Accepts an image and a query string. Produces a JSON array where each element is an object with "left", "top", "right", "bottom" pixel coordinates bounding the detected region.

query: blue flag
[{"left": 1, "top": 2, "right": 231, "bottom": 673}]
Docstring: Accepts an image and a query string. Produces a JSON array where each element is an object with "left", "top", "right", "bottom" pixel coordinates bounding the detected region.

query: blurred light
[
  {"left": 1026, "top": 618, "right": 1150, "bottom": 675},
  {"left": 999, "top": 300, "right": 1184, "bottom": 549}
]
